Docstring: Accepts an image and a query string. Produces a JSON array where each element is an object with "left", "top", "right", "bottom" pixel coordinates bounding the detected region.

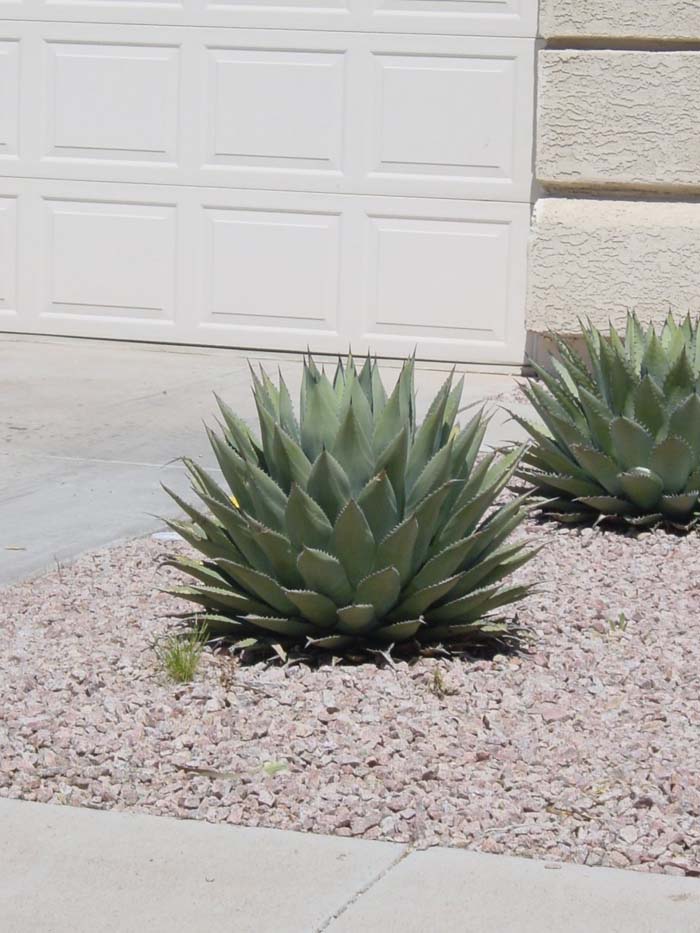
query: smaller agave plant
[
  {"left": 515, "top": 312, "right": 700, "bottom": 529},
  {"left": 162, "top": 353, "right": 534, "bottom": 653}
]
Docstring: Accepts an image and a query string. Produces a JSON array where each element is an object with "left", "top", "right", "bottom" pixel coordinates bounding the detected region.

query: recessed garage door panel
[
  {"left": 0, "top": 0, "right": 537, "bottom": 39},
  {"left": 0, "top": 178, "right": 528, "bottom": 362},
  {"left": 0, "top": 24, "right": 534, "bottom": 203}
]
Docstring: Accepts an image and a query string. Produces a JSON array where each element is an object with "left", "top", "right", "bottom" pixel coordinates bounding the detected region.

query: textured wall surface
[
  {"left": 529, "top": 2, "right": 700, "bottom": 338},
  {"left": 539, "top": 0, "right": 700, "bottom": 41},
  {"left": 528, "top": 199, "right": 700, "bottom": 333},
  {"left": 537, "top": 51, "right": 700, "bottom": 191}
]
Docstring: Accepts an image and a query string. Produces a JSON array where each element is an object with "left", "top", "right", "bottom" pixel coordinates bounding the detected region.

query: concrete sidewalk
[
  {"left": 0, "top": 334, "right": 529, "bottom": 586},
  {"left": 1, "top": 799, "right": 698, "bottom": 933}
]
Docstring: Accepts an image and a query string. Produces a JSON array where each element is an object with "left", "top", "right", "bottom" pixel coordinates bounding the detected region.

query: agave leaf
[
  {"left": 163, "top": 556, "right": 229, "bottom": 589},
  {"left": 529, "top": 473, "right": 604, "bottom": 499},
  {"left": 641, "top": 331, "right": 669, "bottom": 384},
  {"left": 170, "top": 585, "right": 267, "bottom": 616},
  {"left": 214, "top": 395, "right": 262, "bottom": 465},
  {"left": 272, "top": 425, "right": 312, "bottom": 494},
  {"left": 669, "top": 394, "right": 700, "bottom": 458},
  {"left": 305, "top": 634, "right": 353, "bottom": 651},
  {"left": 649, "top": 435, "right": 693, "bottom": 493},
  {"left": 206, "top": 429, "right": 255, "bottom": 514},
  {"left": 307, "top": 449, "right": 352, "bottom": 524},
  {"left": 193, "top": 614, "right": 250, "bottom": 637},
  {"left": 215, "top": 560, "right": 297, "bottom": 615},
  {"left": 370, "top": 359, "right": 388, "bottom": 417},
  {"left": 609, "top": 417, "right": 654, "bottom": 470},
  {"left": 283, "top": 590, "right": 338, "bottom": 629},
  {"left": 406, "top": 439, "right": 454, "bottom": 512},
  {"left": 409, "top": 537, "right": 475, "bottom": 593},
  {"left": 427, "top": 582, "right": 519, "bottom": 625},
  {"left": 242, "top": 459, "right": 288, "bottom": 530},
  {"left": 161, "top": 518, "right": 234, "bottom": 562},
  {"left": 331, "top": 403, "right": 374, "bottom": 495},
  {"left": 632, "top": 376, "right": 667, "bottom": 437},
  {"left": 577, "top": 387, "right": 614, "bottom": 456},
  {"left": 509, "top": 413, "right": 590, "bottom": 479},
  {"left": 300, "top": 370, "right": 340, "bottom": 461},
  {"left": 278, "top": 372, "right": 300, "bottom": 441},
  {"left": 376, "top": 427, "right": 409, "bottom": 514},
  {"left": 357, "top": 353, "right": 374, "bottom": 403},
  {"left": 663, "top": 349, "right": 695, "bottom": 405},
  {"left": 373, "top": 359, "right": 415, "bottom": 454},
  {"left": 296, "top": 547, "right": 353, "bottom": 606},
  {"left": 249, "top": 524, "right": 304, "bottom": 589},
  {"left": 411, "top": 481, "right": 460, "bottom": 570},
  {"left": 451, "top": 408, "right": 488, "bottom": 480},
  {"left": 624, "top": 312, "right": 647, "bottom": 370},
  {"left": 529, "top": 360, "right": 587, "bottom": 428},
  {"left": 336, "top": 604, "right": 376, "bottom": 635},
  {"left": 356, "top": 567, "right": 402, "bottom": 617},
  {"left": 329, "top": 500, "right": 376, "bottom": 585},
  {"left": 449, "top": 544, "right": 537, "bottom": 600},
  {"left": 375, "top": 516, "right": 419, "bottom": 585},
  {"left": 285, "top": 483, "right": 333, "bottom": 552},
  {"left": 441, "top": 375, "right": 465, "bottom": 444},
  {"left": 373, "top": 619, "right": 423, "bottom": 643},
  {"left": 183, "top": 457, "right": 231, "bottom": 507},
  {"left": 619, "top": 468, "right": 664, "bottom": 510},
  {"left": 570, "top": 445, "right": 622, "bottom": 495},
  {"left": 598, "top": 332, "right": 635, "bottom": 416},
  {"left": 575, "top": 496, "right": 635, "bottom": 516},
  {"left": 406, "top": 372, "right": 453, "bottom": 486},
  {"left": 357, "top": 472, "right": 399, "bottom": 545},
  {"left": 659, "top": 492, "right": 699, "bottom": 519},
  {"left": 194, "top": 491, "right": 273, "bottom": 572},
  {"left": 391, "top": 574, "right": 464, "bottom": 620},
  {"left": 246, "top": 615, "right": 316, "bottom": 638}
]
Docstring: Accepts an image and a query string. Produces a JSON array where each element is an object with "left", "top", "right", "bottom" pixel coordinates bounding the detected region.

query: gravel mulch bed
[{"left": 1, "top": 524, "right": 699, "bottom": 878}]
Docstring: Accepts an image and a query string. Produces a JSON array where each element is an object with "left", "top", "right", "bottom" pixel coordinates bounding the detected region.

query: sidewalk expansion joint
[{"left": 315, "top": 844, "right": 414, "bottom": 932}]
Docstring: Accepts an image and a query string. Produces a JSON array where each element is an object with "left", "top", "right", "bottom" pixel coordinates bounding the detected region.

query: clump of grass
[
  {"left": 608, "top": 612, "right": 629, "bottom": 634},
  {"left": 156, "top": 627, "right": 208, "bottom": 684}
]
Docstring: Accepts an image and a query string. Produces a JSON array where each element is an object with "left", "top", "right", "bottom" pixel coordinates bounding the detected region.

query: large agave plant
[
  {"left": 515, "top": 312, "right": 700, "bottom": 529},
  {"left": 163, "top": 354, "right": 533, "bottom": 652}
]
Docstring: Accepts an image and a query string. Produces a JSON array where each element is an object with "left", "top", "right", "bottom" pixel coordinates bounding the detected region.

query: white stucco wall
[
  {"left": 529, "top": 2, "right": 700, "bottom": 335},
  {"left": 539, "top": 0, "right": 700, "bottom": 41},
  {"left": 537, "top": 51, "right": 700, "bottom": 191},
  {"left": 528, "top": 200, "right": 700, "bottom": 334}
]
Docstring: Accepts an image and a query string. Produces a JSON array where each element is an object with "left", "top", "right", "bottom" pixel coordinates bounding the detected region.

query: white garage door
[{"left": 0, "top": 2, "right": 536, "bottom": 364}]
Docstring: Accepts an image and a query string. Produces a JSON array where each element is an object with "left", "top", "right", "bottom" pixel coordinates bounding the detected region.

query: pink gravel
[{"left": 1, "top": 523, "right": 699, "bottom": 878}]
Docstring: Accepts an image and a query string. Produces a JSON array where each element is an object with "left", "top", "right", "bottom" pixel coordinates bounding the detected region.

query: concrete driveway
[{"left": 0, "top": 334, "right": 529, "bottom": 585}]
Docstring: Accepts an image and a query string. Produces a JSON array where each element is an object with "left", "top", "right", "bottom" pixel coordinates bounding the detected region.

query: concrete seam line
[{"left": 315, "top": 845, "right": 413, "bottom": 932}]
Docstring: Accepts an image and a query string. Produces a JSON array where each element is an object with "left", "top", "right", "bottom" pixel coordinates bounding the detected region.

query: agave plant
[
  {"left": 515, "top": 312, "right": 700, "bottom": 529},
  {"left": 163, "top": 354, "right": 534, "bottom": 652}
]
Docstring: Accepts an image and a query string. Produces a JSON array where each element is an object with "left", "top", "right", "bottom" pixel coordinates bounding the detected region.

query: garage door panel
[
  {"left": 42, "top": 198, "right": 178, "bottom": 324},
  {"left": 204, "top": 46, "right": 346, "bottom": 174},
  {"left": 0, "top": 24, "right": 532, "bottom": 202},
  {"left": 365, "top": 215, "right": 511, "bottom": 341},
  {"left": 0, "top": 0, "right": 537, "bottom": 38},
  {"left": 0, "top": 195, "right": 18, "bottom": 319},
  {"left": 45, "top": 41, "right": 180, "bottom": 165},
  {"left": 0, "top": 39, "right": 19, "bottom": 161},
  {"left": 199, "top": 206, "right": 342, "bottom": 334},
  {"left": 366, "top": 47, "right": 526, "bottom": 195}
]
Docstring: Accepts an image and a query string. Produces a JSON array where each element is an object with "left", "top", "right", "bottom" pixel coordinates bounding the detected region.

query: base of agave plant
[{"left": 192, "top": 612, "right": 523, "bottom": 657}]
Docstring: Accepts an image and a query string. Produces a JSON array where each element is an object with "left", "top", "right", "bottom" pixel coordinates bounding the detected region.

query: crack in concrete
[{"left": 316, "top": 845, "right": 414, "bottom": 933}]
